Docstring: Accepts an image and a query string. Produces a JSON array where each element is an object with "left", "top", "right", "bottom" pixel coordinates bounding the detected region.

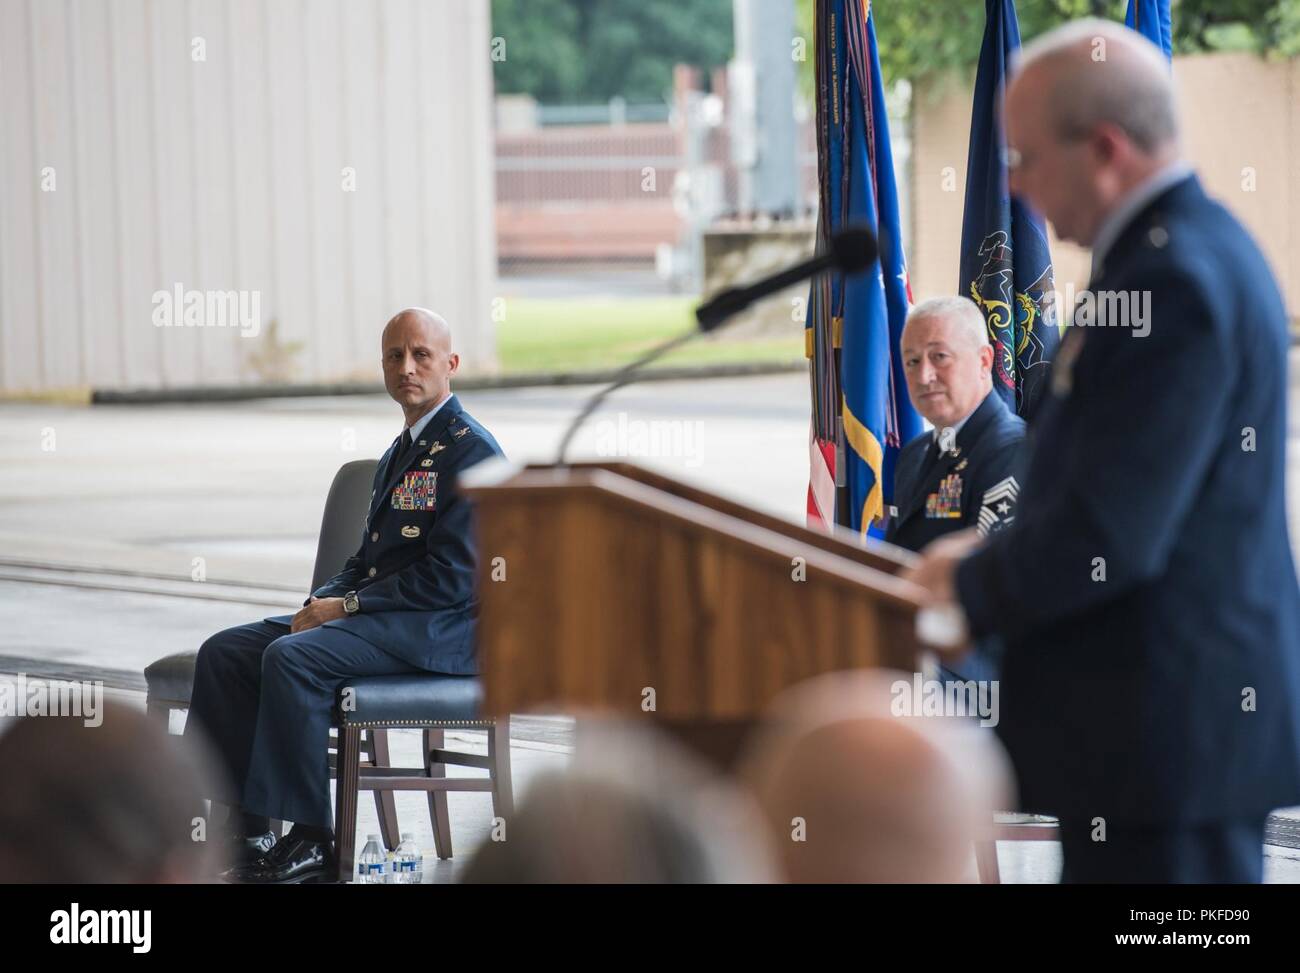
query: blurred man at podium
[
  {"left": 905, "top": 21, "right": 1300, "bottom": 883},
  {"left": 886, "top": 296, "right": 1024, "bottom": 681}
]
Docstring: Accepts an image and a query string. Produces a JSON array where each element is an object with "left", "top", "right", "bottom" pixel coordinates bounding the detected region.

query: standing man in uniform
[
  {"left": 886, "top": 296, "right": 1024, "bottom": 681},
  {"left": 905, "top": 21, "right": 1300, "bottom": 882},
  {"left": 184, "top": 307, "right": 503, "bottom": 883}
]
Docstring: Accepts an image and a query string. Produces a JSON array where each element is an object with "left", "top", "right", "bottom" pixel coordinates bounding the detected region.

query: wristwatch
[{"left": 343, "top": 590, "right": 361, "bottom": 615}]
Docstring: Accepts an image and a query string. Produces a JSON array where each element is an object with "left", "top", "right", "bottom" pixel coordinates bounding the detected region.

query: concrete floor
[
  {"left": 3, "top": 365, "right": 1300, "bottom": 882},
  {"left": 0, "top": 374, "right": 811, "bottom": 589}
]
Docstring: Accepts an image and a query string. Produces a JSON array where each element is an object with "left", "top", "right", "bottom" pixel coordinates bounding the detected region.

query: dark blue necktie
[{"left": 384, "top": 429, "right": 412, "bottom": 483}]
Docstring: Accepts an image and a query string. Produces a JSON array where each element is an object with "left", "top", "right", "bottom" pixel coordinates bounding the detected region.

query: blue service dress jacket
[
  {"left": 267, "top": 394, "right": 503, "bottom": 675},
  {"left": 885, "top": 389, "right": 1026, "bottom": 553},
  {"left": 955, "top": 175, "right": 1300, "bottom": 825}
]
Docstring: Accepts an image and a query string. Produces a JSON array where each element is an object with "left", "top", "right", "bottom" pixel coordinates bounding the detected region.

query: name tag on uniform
[
  {"left": 925, "top": 473, "right": 963, "bottom": 519},
  {"left": 391, "top": 471, "right": 437, "bottom": 511}
]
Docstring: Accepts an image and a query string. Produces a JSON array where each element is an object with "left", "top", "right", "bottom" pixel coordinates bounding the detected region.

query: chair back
[{"left": 311, "top": 459, "right": 379, "bottom": 591}]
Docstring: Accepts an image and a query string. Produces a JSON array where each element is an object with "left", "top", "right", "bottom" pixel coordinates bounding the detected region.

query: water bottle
[
  {"left": 357, "top": 834, "right": 387, "bottom": 884},
  {"left": 394, "top": 833, "right": 423, "bottom": 884}
]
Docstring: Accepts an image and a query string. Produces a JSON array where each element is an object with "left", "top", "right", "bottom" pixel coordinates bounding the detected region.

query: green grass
[{"left": 495, "top": 297, "right": 803, "bottom": 374}]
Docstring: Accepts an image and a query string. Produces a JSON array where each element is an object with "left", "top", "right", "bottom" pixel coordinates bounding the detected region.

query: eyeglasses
[{"left": 1001, "top": 129, "right": 1092, "bottom": 172}]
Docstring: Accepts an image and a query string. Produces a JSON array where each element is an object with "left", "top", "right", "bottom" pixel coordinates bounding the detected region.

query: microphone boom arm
[{"left": 554, "top": 327, "right": 699, "bottom": 466}]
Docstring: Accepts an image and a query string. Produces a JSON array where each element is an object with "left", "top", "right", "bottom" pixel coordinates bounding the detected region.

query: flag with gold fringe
[{"left": 806, "top": 0, "right": 919, "bottom": 534}]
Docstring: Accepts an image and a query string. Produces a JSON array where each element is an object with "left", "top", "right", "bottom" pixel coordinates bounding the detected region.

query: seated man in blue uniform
[
  {"left": 886, "top": 295, "right": 1024, "bottom": 680},
  {"left": 184, "top": 307, "right": 503, "bottom": 883}
]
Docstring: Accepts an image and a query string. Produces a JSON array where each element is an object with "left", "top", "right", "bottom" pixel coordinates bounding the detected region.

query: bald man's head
[
  {"left": 381, "top": 308, "right": 458, "bottom": 425},
  {"left": 464, "top": 719, "right": 777, "bottom": 883},
  {"left": 1004, "top": 19, "right": 1182, "bottom": 246},
  {"left": 740, "top": 671, "right": 1013, "bottom": 883}
]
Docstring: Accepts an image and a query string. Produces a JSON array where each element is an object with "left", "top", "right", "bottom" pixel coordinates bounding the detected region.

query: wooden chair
[{"left": 332, "top": 674, "right": 513, "bottom": 883}]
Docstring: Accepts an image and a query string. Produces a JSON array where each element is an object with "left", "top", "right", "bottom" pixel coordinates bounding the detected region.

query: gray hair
[
  {"left": 905, "top": 296, "right": 989, "bottom": 350},
  {"left": 1013, "top": 18, "right": 1178, "bottom": 154}
]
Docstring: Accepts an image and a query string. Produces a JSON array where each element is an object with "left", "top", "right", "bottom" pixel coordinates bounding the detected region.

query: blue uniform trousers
[{"left": 185, "top": 618, "right": 422, "bottom": 829}]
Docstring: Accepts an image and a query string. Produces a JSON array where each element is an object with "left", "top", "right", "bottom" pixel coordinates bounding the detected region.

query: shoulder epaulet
[{"left": 448, "top": 414, "right": 478, "bottom": 443}]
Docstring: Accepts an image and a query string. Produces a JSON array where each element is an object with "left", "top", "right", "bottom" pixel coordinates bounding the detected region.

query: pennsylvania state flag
[
  {"left": 807, "top": 0, "right": 920, "bottom": 534},
  {"left": 958, "top": 0, "right": 1059, "bottom": 419},
  {"left": 1126, "top": 0, "right": 1173, "bottom": 58}
]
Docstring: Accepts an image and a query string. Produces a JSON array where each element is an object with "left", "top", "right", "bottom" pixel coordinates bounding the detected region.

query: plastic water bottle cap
[
  {"left": 366, "top": 833, "right": 380, "bottom": 840},
  {"left": 401, "top": 833, "right": 415, "bottom": 840}
]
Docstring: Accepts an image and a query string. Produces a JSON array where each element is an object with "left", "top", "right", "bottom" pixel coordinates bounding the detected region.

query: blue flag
[
  {"left": 958, "top": 0, "right": 1059, "bottom": 419},
  {"left": 808, "top": 0, "right": 920, "bottom": 534},
  {"left": 1126, "top": 0, "right": 1173, "bottom": 58}
]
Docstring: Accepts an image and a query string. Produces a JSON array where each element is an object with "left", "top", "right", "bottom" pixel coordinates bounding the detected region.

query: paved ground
[
  {"left": 0, "top": 373, "right": 810, "bottom": 589},
  {"left": 2, "top": 364, "right": 1300, "bottom": 882}
]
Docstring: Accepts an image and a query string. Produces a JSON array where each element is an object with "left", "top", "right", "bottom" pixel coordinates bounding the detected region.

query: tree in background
[
  {"left": 491, "top": 0, "right": 734, "bottom": 103},
  {"left": 794, "top": 0, "right": 1300, "bottom": 85},
  {"left": 489, "top": 1, "right": 1299, "bottom": 105}
]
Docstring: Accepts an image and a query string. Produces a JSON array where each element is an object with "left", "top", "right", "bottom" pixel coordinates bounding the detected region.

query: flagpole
[{"left": 834, "top": 416, "right": 848, "bottom": 526}]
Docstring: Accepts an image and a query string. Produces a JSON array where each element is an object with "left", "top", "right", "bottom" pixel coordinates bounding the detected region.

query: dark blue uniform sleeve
[
  {"left": 351, "top": 433, "right": 498, "bottom": 614},
  {"left": 956, "top": 264, "right": 1233, "bottom": 641}
]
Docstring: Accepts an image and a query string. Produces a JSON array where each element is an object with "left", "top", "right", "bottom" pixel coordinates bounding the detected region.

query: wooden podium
[{"left": 461, "top": 461, "right": 927, "bottom": 764}]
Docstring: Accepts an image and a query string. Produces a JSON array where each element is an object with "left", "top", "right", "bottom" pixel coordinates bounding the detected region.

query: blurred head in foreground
[
  {"left": 462, "top": 719, "right": 777, "bottom": 883},
  {"left": 0, "top": 703, "right": 227, "bottom": 882},
  {"left": 740, "top": 670, "right": 1013, "bottom": 883}
]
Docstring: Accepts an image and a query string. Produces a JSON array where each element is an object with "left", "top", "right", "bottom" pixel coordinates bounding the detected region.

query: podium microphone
[{"left": 554, "top": 225, "right": 878, "bottom": 465}]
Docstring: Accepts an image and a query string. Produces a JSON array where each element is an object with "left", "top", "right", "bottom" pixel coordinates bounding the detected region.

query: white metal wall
[{"left": 0, "top": 0, "right": 498, "bottom": 394}]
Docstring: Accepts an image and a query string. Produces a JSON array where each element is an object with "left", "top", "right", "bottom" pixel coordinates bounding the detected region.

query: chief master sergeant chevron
[{"left": 183, "top": 307, "right": 503, "bottom": 884}]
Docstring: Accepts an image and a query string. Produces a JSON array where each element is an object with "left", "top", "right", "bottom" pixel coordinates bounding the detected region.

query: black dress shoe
[
  {"left": 221, "top": 831, "right": 278, "bottom": 873},
  {"left": 231, "top": 836, "right": 336, "bottom": 884}
]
